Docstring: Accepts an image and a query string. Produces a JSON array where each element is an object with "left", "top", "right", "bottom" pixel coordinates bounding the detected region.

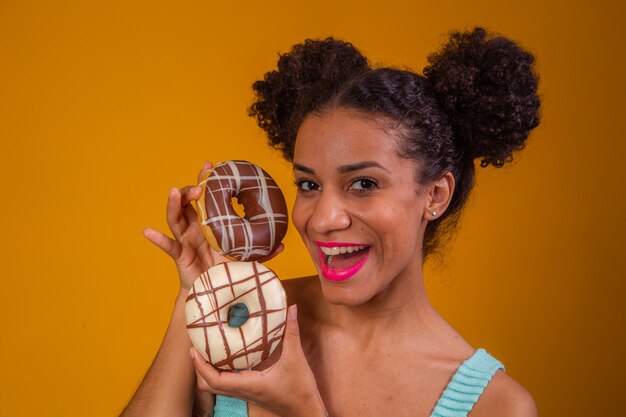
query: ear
[{"left": 423, "top": 172, "right": 455, "bottom": 221}]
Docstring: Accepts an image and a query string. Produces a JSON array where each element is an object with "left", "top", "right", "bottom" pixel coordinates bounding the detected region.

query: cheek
[
  {"left": 291, "top": 198, "right": 308, "bottom": 235},
  {"left": 372, "top": 203, "right": 422, "bottom": 240}
]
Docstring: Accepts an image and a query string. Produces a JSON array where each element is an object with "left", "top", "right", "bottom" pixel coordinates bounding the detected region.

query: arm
[
  {"left": 120, "top": 291, "right": 201, "bottom": 417},
  {"left": 121, "top": 163, "right": 221, "bottom": 416},
  {"left": 192, "top": 388, "right": 216, "bottom": 417}
]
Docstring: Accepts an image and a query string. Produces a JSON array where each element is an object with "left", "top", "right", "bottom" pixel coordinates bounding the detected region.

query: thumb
[
  {"left": 272, "top": 304, "right": 310, "bottom": 372},
  {"left": 281, "top": 304, "right": 303, "bottom": 352}
]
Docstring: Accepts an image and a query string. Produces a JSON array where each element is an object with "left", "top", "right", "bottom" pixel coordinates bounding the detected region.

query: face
[{"left": 292, "top": 108, "right": 431, "bottom": 306}]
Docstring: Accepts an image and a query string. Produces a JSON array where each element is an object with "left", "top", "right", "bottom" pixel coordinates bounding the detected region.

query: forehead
[{"left": 293, "top": 109, "right": 405, "bottom": 166}]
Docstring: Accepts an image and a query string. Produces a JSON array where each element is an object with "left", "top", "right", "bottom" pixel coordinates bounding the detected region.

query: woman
[{"left": 121, "top": 27, "right": 540, "bottom": 417}]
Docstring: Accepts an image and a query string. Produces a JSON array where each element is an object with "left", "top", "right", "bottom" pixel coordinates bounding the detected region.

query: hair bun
[
  {"left": 250, "top": 38, "right": 369, "bottom": 160},
  {"left": 424, "top": 27, "right": 540, "bottom": 167}
]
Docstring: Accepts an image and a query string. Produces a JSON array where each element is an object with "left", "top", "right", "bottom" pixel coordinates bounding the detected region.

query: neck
[{"left": 317, "top": 265, "right": 442, "bottom": 350}]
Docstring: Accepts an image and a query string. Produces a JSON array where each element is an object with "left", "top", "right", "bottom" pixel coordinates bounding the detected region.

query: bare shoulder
[{"left": 470, "top": 371, "right": 537, "bottom": 417}]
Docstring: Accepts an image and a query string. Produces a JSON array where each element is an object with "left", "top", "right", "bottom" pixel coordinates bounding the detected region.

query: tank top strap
[
  {"left": 429, "top": 348, "right": 505, "bottom": 417},
  {"left": 214, "top": 395, "right": 248, "bottom": 417}
]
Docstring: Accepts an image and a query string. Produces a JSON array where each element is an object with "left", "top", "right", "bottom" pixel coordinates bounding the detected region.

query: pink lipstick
[{"left": 315, "top": 241, "right": 369, "bottom": 281}]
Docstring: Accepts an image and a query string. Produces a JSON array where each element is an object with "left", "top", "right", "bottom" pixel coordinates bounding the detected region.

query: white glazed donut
[{"left": 185, "top": 261, "right": 288, "bottom": 370}]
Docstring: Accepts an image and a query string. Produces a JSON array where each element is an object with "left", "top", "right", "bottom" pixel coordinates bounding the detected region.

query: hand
[
  {"left": 143, "top": 162, "right": 226, "bottom": 292},
  {"left": 191, "top": 305, "right": 326, "bottom": 417},
  {"left": 143, "top": 161, "right": 285, "bottom": 293}
]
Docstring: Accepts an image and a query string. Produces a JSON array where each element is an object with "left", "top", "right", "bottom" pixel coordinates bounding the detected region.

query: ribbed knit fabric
[
  {"left": 214, "top": 395, "right": 247, "bottom": 417},
  {"left": 429, "top": 348, "right": 504, "bottom": 417},
  {"left": 213, "top": 348, "right": 503, "bottom": 417}
]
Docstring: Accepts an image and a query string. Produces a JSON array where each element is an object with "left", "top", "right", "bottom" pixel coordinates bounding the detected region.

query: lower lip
[{"left": 318, "top": 251, "right": 369, "bottom": 282}]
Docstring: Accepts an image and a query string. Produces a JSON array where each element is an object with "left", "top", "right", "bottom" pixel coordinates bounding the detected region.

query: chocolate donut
[
  {"left": 185, "top": 261, "right": 288, "bottom": 370},
  {"left": 196, "top": 160, "right": 288, "bottom": 261}
]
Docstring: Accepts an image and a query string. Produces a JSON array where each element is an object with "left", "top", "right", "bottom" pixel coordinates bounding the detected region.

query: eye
[
  {"left": 294, "top": 179, "right": 320, "bottom": 192},
  {"left": 350, "top": 178, "right": 379, "bottom": 192}
]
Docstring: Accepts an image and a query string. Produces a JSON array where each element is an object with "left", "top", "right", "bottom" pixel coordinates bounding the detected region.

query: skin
[
  {"left": 121, "top": 109, "right": 537, "bottom": 416},
  {"left": 120, "top": 164, "right": 226, "bottom": 417}
]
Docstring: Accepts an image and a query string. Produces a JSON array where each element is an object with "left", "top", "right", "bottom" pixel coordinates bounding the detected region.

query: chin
[{"left": 317, "top": 279, "right": 374, "bottom": 307}]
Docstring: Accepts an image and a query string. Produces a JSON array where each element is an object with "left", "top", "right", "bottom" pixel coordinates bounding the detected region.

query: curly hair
[{"left": 249, "top": 28, "right": 540, "bottom": 257}]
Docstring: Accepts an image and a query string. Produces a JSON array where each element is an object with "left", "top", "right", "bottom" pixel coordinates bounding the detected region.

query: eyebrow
[
  {"left": 338, "top": 161, "right": 391, "bottom": 174},
  {"left": 293, "top": 163, "right": 315, "bottom": 174},
  {"left": 293, "top": 161, "right": 391, "bottom": 175}
]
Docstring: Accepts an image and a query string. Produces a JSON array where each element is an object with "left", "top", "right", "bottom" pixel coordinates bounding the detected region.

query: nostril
[{"left": 307, "top": 192, "right": 352, "bottom": 233}]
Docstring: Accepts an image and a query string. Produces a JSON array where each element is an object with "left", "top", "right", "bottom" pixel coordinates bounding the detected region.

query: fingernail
[
  {"left": 288, "top": 304, "right": 298, "bottom": 321},
  {"left": 189, "top": 347, "right": 196, "bottom": 361}
]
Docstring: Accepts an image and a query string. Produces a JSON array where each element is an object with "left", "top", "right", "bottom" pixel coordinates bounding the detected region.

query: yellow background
[{"left": 1, "top": 0, "right": 624, "bottom": 415}]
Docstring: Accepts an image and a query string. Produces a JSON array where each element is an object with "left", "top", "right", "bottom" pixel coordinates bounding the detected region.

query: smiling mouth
[
  {"left": 316, "top": 242, "right": 370, "bottom": 281},
  {"left": 320, "top": 245, "right": 368, "bottom": 268}
]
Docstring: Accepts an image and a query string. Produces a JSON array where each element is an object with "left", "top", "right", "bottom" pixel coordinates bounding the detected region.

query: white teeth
[{"left": 320, "top": 245, "right": 366, "bottom": 256}]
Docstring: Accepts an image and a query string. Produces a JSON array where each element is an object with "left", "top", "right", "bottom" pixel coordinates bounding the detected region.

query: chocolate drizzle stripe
[
  {"left": 204, "top": 176, "right": 284, "bottom": 182},
  {"left": 218, "top": 264, "right": 233, "bottom": 360},
  {"left": 225, "top": 260, "right": 237, "bottom": 301},
  {"left": 195, "top": 270, "right": 212, "bottom": 363},
  {"left": 187, "top": 273, "right": 278, "bottom": 327},
  {"left": 253, "top": 164, "right": 276, "bottom": 259},
  {"left": 222, "top": 162, "right": 241, "bottom": 256},
  {"left": 187, "top": 284, "right": 275, "bottom": 327},
  {"left": 187, "top": 308, "right": 286, "bottom": 328},
  {"left": 203, "top": 270, "right": 222, "bottom": 363},
  {"left": 185, "top": 269, "right": 274, "bottom": 303},
  {"left": 253, "top": 261, "right": 270, "bottom": 362},
  {"left": 212, "top": 323, "right": 287, "bottom": 369},
  {"left": 204, "top": 172, "right": 233, "bottom": 254},
  {"left": 238, "top": 325, "right": 249, "bottom": 369}
]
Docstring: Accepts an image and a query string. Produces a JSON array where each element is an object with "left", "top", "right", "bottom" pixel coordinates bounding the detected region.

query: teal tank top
[
  {"left": 213, "top": 348, "right": 504, "bottom": 417},
  {"left": 214, "top": 395, "right": 248, "bottom": 417}
]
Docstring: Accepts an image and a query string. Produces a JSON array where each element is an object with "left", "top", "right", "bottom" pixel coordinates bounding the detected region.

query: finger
[
  {"left": 286, "top": 304, "right": 300, "bottom": 334},
  {"left": 143, "top": 228, "right": 182, "bottom": 259},
  {"left": 190, "top": 348, "right": 222, "bottom": 385},
  {"left": 280, "top": 304, "right": 303, "bottom": 359},
  {"left": 180, "top": 185, "right": 203, "bottom": 207},
  {"left": 166, "top": 187, "right": 188, "bottom": 238},
  {"left": 196, "top": 369, "right": 211, "bottom": 391},
  {"left": 191, "top": 348, "right": 257, "bottom": 394},
  {"left": 179, "top": 185, "right": 203, "bottom": 225},
  {"left": 195, "top": 370, "right": 231, "bottom": 397},
  {"left": 197, "top": 161, "right": 214, "bottom": 184}
]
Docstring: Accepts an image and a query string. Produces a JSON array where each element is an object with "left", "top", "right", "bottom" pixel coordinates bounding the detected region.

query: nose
[{"left": 308, "top": 189, "right": 351, "bottom": 234}]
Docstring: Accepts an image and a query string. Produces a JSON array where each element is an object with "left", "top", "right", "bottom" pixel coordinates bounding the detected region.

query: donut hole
[
  {"left": 227, "top": 303, "right": 250, "bottom": 327},
  {"left": 231, "top": 197, "right": 246, "bottom": 218}
]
